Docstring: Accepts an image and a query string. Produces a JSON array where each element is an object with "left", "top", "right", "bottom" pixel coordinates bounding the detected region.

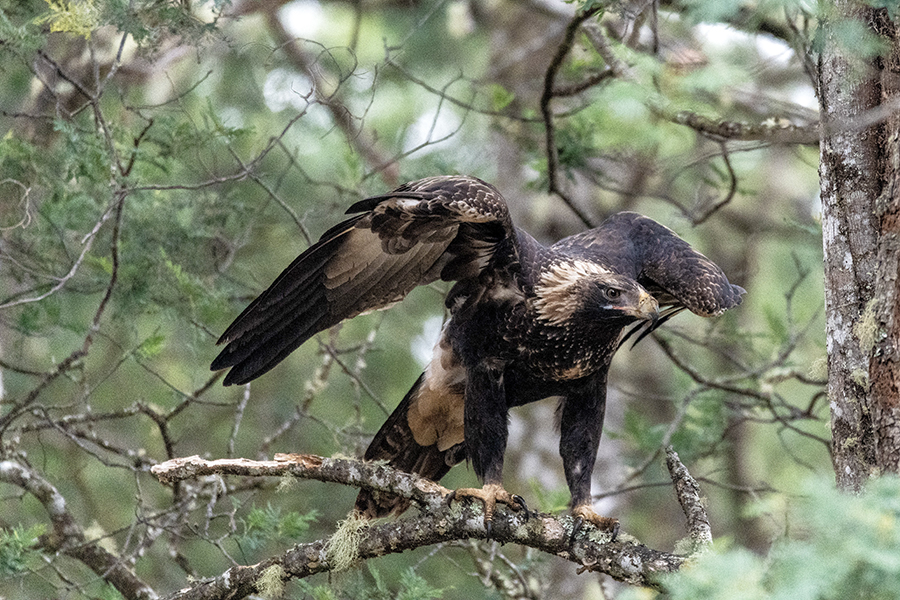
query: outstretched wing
[
  {"left": 211, "top": 176, "right": 516, "bottom": 385},
  {"left": 554, "top": 211, "right": 744, "bottom": 343}
]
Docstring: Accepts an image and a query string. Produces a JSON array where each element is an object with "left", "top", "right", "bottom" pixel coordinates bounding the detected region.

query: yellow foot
[
  {"left": 572, "top": 505, "right": 620, "bottom": 541},
  {"left": 447, "top": 483, "right": 529, "bottom": 535}
]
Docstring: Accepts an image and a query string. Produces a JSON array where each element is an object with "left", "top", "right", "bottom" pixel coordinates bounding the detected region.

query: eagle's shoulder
[
  {"left": 347, "top": 175, "right": 511, "bottom": 225},
  {"left": 550, "top": 212, "right": 667, "bottom": 276}
]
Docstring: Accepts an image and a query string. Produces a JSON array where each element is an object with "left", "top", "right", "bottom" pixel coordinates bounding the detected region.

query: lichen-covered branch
[
  {"left": 668, "top": 110, "right": 818, "bottom": 144},
  {"left": 666, "top": 447, "right": 712, "bottom": 554},
  {"left": 0, "top": 460, "right": 158, "bottom": 600},
  {"left": 152, "top": 453, "right": 707, "bottom": 599},
  {"left": 152, "top": 453, "right": 453, "bottom": 513}
]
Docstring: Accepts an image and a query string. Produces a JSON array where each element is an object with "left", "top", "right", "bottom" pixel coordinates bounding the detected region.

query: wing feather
[
  {"left": 555, "top": 212, "right": 744, "bottom": 341},
  {"left": 212, "top": 176, "right": 515, "bottom": 385}
]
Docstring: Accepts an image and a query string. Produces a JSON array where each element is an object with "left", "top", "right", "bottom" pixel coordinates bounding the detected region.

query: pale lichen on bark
[
  {"left": 151, "top": 452, "right": 709, "bottom": 598},
  {"left": 818, "top": 0, "right": 884, "bottom": 491},
  {"left": 818, "top": 1, "right": 900, "bottom": 488}
]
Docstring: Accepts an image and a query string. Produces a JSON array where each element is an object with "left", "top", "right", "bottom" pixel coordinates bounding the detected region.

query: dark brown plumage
[{"left": 211, "top": 175, "right": 744, "bottom": 532}]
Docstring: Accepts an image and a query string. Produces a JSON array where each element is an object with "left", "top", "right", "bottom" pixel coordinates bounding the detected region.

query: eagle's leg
[
  {"left": 559, "top": 378, "right": 619, "bottom": 539},
  {"left": 449, "top": 360, "right": 528, "bottom": 535}
]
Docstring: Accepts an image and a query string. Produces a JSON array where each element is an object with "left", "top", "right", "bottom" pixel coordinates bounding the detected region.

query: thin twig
[
  {"left": 540, "top": 6, "right": 604, "bottom": 228},
  {"left": 0, "top": 460, "right": 158, "bottom": 600}
]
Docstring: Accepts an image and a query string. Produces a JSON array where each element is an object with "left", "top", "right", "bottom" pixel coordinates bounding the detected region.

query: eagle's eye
[{"left": 604, "top": 288, "right": 621, "bottom": 300}]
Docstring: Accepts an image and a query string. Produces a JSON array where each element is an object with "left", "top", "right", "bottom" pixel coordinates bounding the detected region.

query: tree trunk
[
  {"left": 819, "top": 2, "right": 900, "bottom": 490},
  {"left": 869, "top": 13, "right": 900, "bottom": 473}
]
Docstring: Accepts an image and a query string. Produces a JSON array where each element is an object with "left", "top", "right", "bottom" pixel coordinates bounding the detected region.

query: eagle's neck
[
  {"left": 523, "top": 319, "right": 624, "bottom": 381},
  {"left": 523, "top": 252, "right": 635, "bottom": 381}
]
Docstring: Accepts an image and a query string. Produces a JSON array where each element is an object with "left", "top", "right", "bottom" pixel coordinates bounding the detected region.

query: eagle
[{"left": 211, "top": 175, "right": 743, "bottom": 534}]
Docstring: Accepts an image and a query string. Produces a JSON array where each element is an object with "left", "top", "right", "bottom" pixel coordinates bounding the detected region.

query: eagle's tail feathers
[{"left": 355, "top": 374, "right": 463, "bottom": 518}]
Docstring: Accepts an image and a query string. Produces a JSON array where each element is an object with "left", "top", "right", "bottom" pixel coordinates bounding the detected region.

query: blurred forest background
[{"left": 0, "top": 0, "right": 898, "bottom": 598}]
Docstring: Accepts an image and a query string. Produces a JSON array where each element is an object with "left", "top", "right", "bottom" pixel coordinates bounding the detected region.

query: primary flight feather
[{"left": 212, "top": 175, "right": 744, "bottom": 533}]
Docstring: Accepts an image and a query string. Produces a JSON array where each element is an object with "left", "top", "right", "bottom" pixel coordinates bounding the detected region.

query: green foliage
[
  {"left": 135, "top": 331, "right": 166, "bottom": 359},
  {"left": 824, "top": 17, "right": 889, "bottom": 60},
  {"left": 0, "top": 525, "right": 44, "bottom": 576},
  {"left": 678, "top": 0, "right": 746, "bottom": 24},
  {"left": 659, "top": 476, "right": 900, "bottom": 600},
  {"left": 237, "top": 504, "right": 318, "bottom": 554},
  {"left": 35, "top": 0, "right": 99, "bottom": 38},
  {"left": 489, "top": 84, "right": 516, "bottom": 112},
  {"left": 298, "top": 565, "right": 445, "bottom": 600},
  {"left": 675, "top": 394, "right": 732, "bottom": 460},
  {"left": 568, "top": 0, "right": 606, "bottom": 15},
  {"left": 394, "top": 569, "right": 446, "bottom": 600},
  {"left": 527, "top": 479, "right": 571, "bottom": 514},
  {"left": 101, "top": 0, "right": 226, "bottom": 53},
  {"left": 96, "top": 583, "right": 127, "bottom": 600},
  {"left": 0, "top": 11, "right": 44, "bottom": 53},
  {"left": 0, "top": 0, "right": 836, "bottom": 597},
  {"left": 617, "top": 389, "right": 731, "bottom": 465},
  {"left": 678, "top": 0, "right": 814, "bottom": 27},
  {"left": 619, "top": 406, "right": 667, "bottom": 452}
]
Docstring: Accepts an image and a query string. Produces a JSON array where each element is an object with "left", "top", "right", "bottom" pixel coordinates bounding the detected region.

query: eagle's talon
[
  {"left": 610, "top": 520, "right": 620, "bottom": 541},
  {"left": 447, "top": 483, "right": 526, "bottom": 536},
  {"left": 511, "top": 494, "right": 530, "bottom": 518},
  {"left": 571, "top": 505, "right": 619, "bottom": 542},
  {"left": 570, "top": 515, "right": 585, "bottom": 544}
]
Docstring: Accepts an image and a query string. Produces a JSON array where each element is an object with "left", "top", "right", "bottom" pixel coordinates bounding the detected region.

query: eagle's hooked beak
[{"left": 625, "top": 290, "right": 659, "bottom": 322}]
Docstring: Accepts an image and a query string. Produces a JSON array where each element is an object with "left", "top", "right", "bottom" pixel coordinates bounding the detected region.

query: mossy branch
[{"left": 152, "top": 453, "right": 707, "bottom": 599}]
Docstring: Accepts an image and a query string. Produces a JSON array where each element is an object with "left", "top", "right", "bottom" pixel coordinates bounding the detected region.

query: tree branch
[
  {"left": 0, "top": 460, "right": 158, "bottom": 600},
  {"left": 151, "top": 452, "right": 709, "bottom": 598},
  {"left": 540, "top": 6, "right": 603, "bottom": 228},
  {"left": 665, "top": 447, "right": 712, "bottom": 554},
  {"left": 235, "top": 0, "right": 400, "bottom": 187},
  {"left": 668, "top": 110, "right": 819, "bottom": 144}
]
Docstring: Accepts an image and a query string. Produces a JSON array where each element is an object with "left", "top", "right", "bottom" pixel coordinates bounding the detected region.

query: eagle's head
[{"left": 533, "top": 259, "right": 659, "bottom": 327}]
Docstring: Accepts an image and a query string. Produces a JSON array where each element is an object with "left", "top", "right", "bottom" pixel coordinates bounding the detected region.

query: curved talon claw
[
  {"left": 570, "top": 515, "right": 585, "bottom": 545},
  {"left": 571, "top": 506, "right": 619, "bottom": 542},
  {"left": 446, "top": 483, "right": 528, "bottom": 537},
  {"left": 511, "top": 494, "right": 530, "bottom": 518},
  {"left": 609, "top": 520, "right": 620, "bottom": 541}
]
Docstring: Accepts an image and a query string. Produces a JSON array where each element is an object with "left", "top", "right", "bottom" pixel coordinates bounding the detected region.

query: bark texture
[
  {"left": 870, "top": 13, "right": 900, "bottom": 473},
  {"left": 150, "top": 452, "right": 708, "bottom": 598},
  {"left": 819, "top": 2, "right": 900, "bottom": 489}
]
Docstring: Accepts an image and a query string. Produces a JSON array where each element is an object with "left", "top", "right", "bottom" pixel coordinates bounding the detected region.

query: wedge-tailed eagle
[{"left": 211, "top": 175, "right": 744, "bottom": 534}]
